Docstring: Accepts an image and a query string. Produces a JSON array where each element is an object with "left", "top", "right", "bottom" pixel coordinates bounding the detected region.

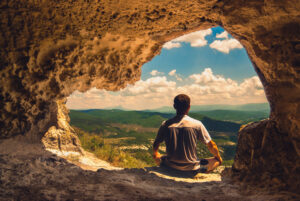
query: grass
[{"left": 74, "top": 127, "right": 153, "bottom": 168}]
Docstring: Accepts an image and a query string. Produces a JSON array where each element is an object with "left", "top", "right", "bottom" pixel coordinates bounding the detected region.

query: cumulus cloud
[
  {"left": 216, "top": 31, "right": 229, "bottom": 39},
  {"left": 188, "top": 68, "right": 264, "bottom": 100},
  {"left": 163, "top": 28, "right": 212, "bottom": 49},
  {"left": 67, "top": 68, "right": 267, "bottom": 110},
  {"left": 175, "top": 76, "right": 183, "bottom": 81},
  {"left": 121, "top": 76, "right": 176, "bottom": 96},
  {"left": 168, "top": 69, "right": 183, "bottom": 81},
  {"left": 150, "top": 70, "right": 163, "bottom": 76},
  {"left": 150, "top": 70, "right": 158, "bottom": 76},
  {"left": 209, "top": 38, "right": 243, "bottom": 54},
  {"left": 189, "top": 68, "right": 228, "bottom": 84},
  {"left": 163, "top": 41, "right": 181, "bottom": 50},
  {"left": 168, "top": 70, "right": 176, "bottom": 76}
]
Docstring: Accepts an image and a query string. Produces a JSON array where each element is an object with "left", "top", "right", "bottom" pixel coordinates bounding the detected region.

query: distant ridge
[
  {"left": 69, "top": 109, "right": 241, "bottom": 133},
  {"left": 143, "top": 103, "right": 270, "bottom": 113}
]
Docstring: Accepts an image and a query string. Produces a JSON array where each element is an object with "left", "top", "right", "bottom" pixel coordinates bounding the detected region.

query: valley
[{"left": 69, "top": 109, "right": 256, "bottom": 168}]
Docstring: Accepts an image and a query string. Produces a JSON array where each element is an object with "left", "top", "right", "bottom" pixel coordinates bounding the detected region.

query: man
[{"left": 153, "top": 94, "right": 222, "bottom": 173}]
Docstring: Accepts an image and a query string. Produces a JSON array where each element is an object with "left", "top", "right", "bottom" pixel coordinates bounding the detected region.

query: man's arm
[
  {"left": 206, "top": 140, "right": 223, "bottom": 164},
  {"left": 153, "top": 142, "right": 161, "bottom": 159},
  {"left": 152, "top": 123, "right": 165, "bottom": 165}
]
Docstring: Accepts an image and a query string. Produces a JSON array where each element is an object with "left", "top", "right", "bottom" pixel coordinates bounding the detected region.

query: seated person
[{"left": 152, "top": 94, "right": 223, "bottom": 173}]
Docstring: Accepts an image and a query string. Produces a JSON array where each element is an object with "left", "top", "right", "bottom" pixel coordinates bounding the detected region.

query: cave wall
[{"left": 0, "top": 0, "right": 299, "bottom": 189}]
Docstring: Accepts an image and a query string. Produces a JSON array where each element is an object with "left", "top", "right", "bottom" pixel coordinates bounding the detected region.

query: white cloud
[
  {"left": 168, "top": 69, "right": 183, "bottom": 81},
  {"left": 188, "top": 68, "right": 264, "bottom": 100},
  {"left": 67, "top": 68, "right": 267, "bottom": 110},
  {"left": 150, "top": 70, "right": 164, "bottom": 76},
  {"left": 121, "top": 76, "right": 176, "bottom": 96},
  {"left": 174, "top": 29, "right": 213, "bottom": 47},
  {"left": 175, "top": 76, "right": 183, "bottom": 81},
  {"left": 150, "top": 70, "right": 158, "bottom": 76},
  {"left": 163, "top": 28, "right": 212, "bottom": 49},
  {"left": 168, "top": 70, "right": 176, "bottom": 76},
  {"left": 189, "top": 68, "right": 228, "bottom": 84},
  {"left": 163, "top": 41, "right": 181, "bottom": 50},
  {"left": 216, "top": 31, "right": 229, "bottom": 39},
  {"left": 209, "top": 38, "right": 243, "bottom": 54}
]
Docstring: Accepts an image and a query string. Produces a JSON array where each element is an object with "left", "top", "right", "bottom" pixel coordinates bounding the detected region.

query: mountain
[
  {"left": 69, "top": 109, "right": 241, "bottom": 133},
  {"left": 189, "top": 113, "right": 241, "bottom": 132},
  {"left": 146, "top": 103, "right": 270, "bottom": 113},
  {"left": 193, "top": 110, "right": 269, "bottom": 124}
]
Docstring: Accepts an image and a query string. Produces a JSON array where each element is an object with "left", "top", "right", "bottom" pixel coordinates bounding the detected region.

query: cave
[{"left": 0, "top": 0, "right": 299, "bottom": 200}]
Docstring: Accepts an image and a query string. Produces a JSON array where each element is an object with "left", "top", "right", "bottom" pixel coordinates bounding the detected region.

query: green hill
[
  {"left": 193, "top": 110, "right": 269, "bottom": 124},
  {"left": 71, "top": 109, "right": 172, "bottom": 127},
  {"left": 189, "top": 113, "right": 241, "bottom": 132},
  {"left": 69, "top": 109, "right": 241, "bottom": 133}
]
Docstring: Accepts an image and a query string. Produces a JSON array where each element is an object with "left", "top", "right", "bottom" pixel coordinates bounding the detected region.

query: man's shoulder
[
  {"left": 183, "top": 115, "right": 205, "bottom": 128},
  {"left": 161, "top": 116, "right": 179, "bottom": 127},
  {"left": 162, "top": 118, "right": 174, "bottom": 127}
]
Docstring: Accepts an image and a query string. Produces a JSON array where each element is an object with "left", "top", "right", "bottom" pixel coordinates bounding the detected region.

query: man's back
[{"left": 154, "top": 115, "right": 211, "bottom": 171}]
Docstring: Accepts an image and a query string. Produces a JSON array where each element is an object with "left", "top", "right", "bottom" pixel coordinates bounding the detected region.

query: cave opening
[
  {"left": 64, "top": 26, "right": 270, "bottom": 170},
  {"left": 1, "top": 1, "right": 299, "bottom": 199},
  {"left": 0, "top": 0, "right": 300, "bottom": 200}
]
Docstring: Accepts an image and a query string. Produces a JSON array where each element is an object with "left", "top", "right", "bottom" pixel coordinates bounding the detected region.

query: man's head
[{"left": 173, "top": 94, "right": 191, "bottom": 115}]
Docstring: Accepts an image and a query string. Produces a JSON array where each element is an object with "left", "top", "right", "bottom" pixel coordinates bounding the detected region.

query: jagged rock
[
  {"left": 0, "top": 0, "right": 299, "bottom": 193},
  {"left": 42, "top": 99, "right": 83, "bottom": 154}
]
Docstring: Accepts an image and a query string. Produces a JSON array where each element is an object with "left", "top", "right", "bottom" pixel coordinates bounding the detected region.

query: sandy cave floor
[{"left": 0, "top": 139, "right": 299, "bottom": 201}]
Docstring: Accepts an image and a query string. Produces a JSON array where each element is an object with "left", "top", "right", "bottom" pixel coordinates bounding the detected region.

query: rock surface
[
  {"left": 233, "top": 120, "right": 300, "bottom": 192},
  {"left": 0, "top": 0, "right": 300, "bottom": 197},
  {"left": 0, "top": 140, "right": 298, "bottom": 201}
]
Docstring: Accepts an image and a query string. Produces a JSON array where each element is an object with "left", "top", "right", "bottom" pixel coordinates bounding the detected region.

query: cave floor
[{"left": 0, "top": 139, "right": 298, "bottom": 201}]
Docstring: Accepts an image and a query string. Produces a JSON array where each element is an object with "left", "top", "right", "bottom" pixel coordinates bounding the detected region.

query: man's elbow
[
  {"left": 206, "top": 140, "right": 213, "bottom": 147},
  {"left": 207, "top": 140, "right": 217, "bottom": 149}
]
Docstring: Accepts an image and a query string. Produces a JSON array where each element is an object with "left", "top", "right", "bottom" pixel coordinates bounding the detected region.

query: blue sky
[
  {"left": 67, "top": 27, "right": 267, "bottom": 110},
  {"left": 142, "top": 27, "right": 256, "bottom": 83}
]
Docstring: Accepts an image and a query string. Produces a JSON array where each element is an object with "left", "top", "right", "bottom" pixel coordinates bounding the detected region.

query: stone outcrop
[
  {"left": 41, "top": 99, "right": 83, "bottom": 154},
  {"left": 0, "top": 0, "right": 299, "bottom": 192},
  {"left": 233, "top": 120, "right": 300, "bottom": 192}
]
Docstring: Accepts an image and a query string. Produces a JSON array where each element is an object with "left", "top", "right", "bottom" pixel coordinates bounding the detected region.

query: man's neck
[{"left": 176, "top": 113, "right": 187, "bottom": 116}]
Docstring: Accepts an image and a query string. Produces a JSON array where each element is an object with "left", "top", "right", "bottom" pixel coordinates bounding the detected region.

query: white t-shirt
[{"left": 154, "top": 115, "right": 211, "bottom": 171}]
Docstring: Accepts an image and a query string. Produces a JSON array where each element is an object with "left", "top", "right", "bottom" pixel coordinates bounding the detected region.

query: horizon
[
  {"left": 69, "top": 102, "right": 270, "bottom": 111},
  {"left": 67, "top": 26, "right": 268, "bottom": 110}
]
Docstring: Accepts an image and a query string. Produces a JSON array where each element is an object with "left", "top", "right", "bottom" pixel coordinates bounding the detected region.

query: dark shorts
[{"left": 160, "top": 156, "right": 208, "bottom": 173}]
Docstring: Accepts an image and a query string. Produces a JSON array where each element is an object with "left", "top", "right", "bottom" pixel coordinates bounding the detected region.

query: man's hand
[
  {"left": 215, "top": 155, "right": 223, "bottom": 165},
  {"left": 153, "top": 152, "right": 161, "bottom": 165},
  {"left": 153, "top": 142, "right": 162, "bottom": 166},
  {"left": 207, "top": 140, "right": 222, "bottom": 165},
  {"left": 153, "top": 152, "right": 161, "bottom": 159}
]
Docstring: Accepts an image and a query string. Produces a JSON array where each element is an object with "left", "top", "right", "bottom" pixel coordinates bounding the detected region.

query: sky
[{"left": 67, "top": 26, "right": 267, "bottom": 110}]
